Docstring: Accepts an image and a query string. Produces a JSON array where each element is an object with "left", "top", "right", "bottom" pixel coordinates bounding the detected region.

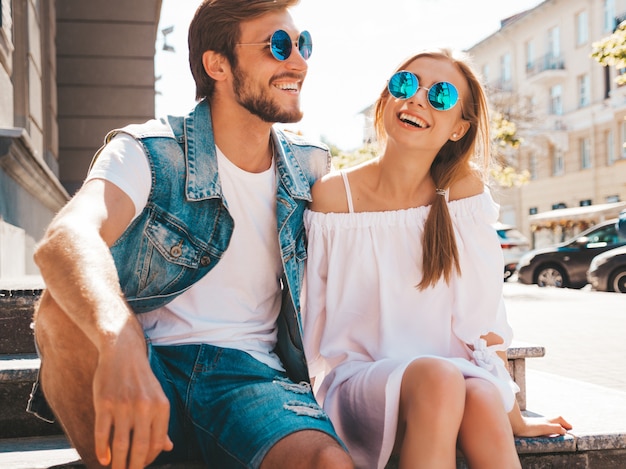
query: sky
[{"left": 155, "top": 0, "right": 544, "bottom": 150}]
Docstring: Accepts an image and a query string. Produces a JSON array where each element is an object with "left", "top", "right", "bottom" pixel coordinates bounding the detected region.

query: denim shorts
[{"left": 148, "top": 342, "right": 342, "bottom": 468}]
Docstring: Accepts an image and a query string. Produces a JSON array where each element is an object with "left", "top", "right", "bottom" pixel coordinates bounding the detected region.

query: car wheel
[
  {"left": 504, "top": 268, "right": 513, "bottom": 282},
  {"left": 536, "top": 265, "right": 566, "bottom": 288},
  {"left": 609, "top": 267, "right": 626, "bottom": 293}
]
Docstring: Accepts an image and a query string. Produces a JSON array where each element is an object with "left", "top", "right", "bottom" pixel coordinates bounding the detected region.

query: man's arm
[{"left": 34, "top": 178, "right": 173, "bottom": 468}]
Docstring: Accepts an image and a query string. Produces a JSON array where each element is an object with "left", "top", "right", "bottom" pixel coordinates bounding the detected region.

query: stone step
[
  {"left": 0, "top": 354, "right": 62, "bottom": 439},
  {"left": 0, "top": 371, "right": 624, "bottom": 468},
  {"left": 1, "top": 373, "right": 625, "bottom": 468},
  {"left": 0, "top": 288, "right": 41, "bottom": 355},
  {"left": 0, "top": 354, "right": 39, "bottom": 383}
]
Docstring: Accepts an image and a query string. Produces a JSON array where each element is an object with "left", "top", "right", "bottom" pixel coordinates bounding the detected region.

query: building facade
[
  {"left": 0, "top": 0, "right": 161, "bottom": 278},
  {"left": 468, "top": 0, "right": 626, "bottom": 247}
]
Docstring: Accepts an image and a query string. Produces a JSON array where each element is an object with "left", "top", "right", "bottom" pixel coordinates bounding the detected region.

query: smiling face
[
  {"left": 381, "top": 56, "right": 471, "bottom": 153},
  {"left": 231, "top": 10, "right": 308, "bottom": 123}
]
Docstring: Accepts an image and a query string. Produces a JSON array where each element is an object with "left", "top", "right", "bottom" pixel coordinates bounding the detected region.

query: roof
[{"left": 529, "top": 201, "right": 626, "bottom": 225}]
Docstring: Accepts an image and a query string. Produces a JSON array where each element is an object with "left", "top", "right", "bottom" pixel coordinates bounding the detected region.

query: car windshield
[
  {"left": 586, "top": 226, "right": 619, "bottom": 244},
  {"left": 570, "top": 222, "right": 626, "bottom": 247}
]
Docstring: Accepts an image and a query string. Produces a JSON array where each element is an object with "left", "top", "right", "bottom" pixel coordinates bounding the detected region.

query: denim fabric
[
  {"left": 148, "top": 343, "right": 341, "bottom": 468},
  {"left": 96, "top": 99, "right": 331, "bottom": 384}
]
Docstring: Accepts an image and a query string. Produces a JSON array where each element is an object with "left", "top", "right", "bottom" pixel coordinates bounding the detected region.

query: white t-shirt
[{"left": 87, "top": 134, "right": 284, "bottom": 370}]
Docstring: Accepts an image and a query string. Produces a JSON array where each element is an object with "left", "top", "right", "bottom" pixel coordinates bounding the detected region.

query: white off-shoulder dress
[{"left": 303, "top": 174, "right": 520, "bottom": 469}]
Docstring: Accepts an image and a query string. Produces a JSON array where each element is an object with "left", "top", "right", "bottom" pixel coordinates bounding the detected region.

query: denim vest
[{"left": 96, "top": 99, "right": 331, "bottom": 383}]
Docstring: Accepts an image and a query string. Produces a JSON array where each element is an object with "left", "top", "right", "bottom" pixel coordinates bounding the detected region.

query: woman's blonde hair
[{"left": 373, "top": 48, "right": 492, "bottom": 289}]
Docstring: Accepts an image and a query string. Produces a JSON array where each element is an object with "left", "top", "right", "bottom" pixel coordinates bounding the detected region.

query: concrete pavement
[{"left": 503, "top": 280, "right": 626, "bottom": 392}]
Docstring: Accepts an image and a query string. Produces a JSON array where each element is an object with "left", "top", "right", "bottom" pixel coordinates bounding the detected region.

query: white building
[{"left": 468, "top": 0, "right": 626, "bottom": 247}]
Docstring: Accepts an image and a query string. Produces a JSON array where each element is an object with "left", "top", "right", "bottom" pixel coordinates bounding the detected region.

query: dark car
[
  {"left": 587, "top": 245, "right": 626, "bottom": 293},
  {"left": 516, "top": 218, "right": 626, "bottom": 288},
  {"left": 587, "top": 211, "right": 626, "bottom": 293}
]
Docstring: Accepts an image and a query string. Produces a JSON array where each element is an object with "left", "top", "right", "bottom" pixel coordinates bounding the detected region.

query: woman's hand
[{"left": 512, "top": 415, "right": 573, "bottom": 437}]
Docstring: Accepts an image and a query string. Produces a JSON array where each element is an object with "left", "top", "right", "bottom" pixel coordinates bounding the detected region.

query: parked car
[
  {"left": 516, "top": 218, "right": 626, "bottom": 288},
  {"left": 493, "top": 223, "right": 530, "bottom": 281},
  {"left": 587, "top": 214, "right": 626, "bottom": 293},
  {"left": 587, "top": 245, "right": 626, "bottom": 293}
]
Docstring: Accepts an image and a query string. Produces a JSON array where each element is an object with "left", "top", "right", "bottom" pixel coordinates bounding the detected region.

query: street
[{"left": 503, "top": 280, "right": 626, "bottom": 393}]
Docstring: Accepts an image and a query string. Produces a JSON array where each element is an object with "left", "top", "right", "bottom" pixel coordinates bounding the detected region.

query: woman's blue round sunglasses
[
  {"left": 388, "top": 70, "right": 460, "bottom": 111},
  {"left": 237, "top": 30, "right": 312, "bottom": 61}
]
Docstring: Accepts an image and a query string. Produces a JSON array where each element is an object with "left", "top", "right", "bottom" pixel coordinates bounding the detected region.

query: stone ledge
[
  {"left": 515, "top": 432, "right": 577, "bottom": 454},
  {"left": 507, "top": 340, "right": 545, "bottom": 359},
  {"left": 0, "top": 354, "right": 39, "bottom": 382},
  {"left": 577, "top": 432, "right": 626, "bottom": 452},
  {"left": 0, "top": 284, "right": 42, "bottom": 355},
  {"left": 0, "top": 416, "right": 622, "bottom": 468}
]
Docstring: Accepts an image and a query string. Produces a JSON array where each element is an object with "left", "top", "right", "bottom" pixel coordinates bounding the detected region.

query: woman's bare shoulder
[
  {"left": 448, "top": 168, "right": 485, "bottom": 201},
  {"left": 310, "top": 171, "right": 350, "bottom": 213}
]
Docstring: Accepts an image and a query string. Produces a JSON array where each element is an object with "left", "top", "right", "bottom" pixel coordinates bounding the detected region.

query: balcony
[{"left": 526, "top": 54, "right": 567, "bottom": 86}]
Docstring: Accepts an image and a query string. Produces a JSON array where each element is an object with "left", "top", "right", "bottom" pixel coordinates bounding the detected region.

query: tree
[
  {"left": 591, "top": 21, "right": 626, "bottom": 85},
  {"left": 330, "top": 143, "right": 378, "bottom": 170},
  {"left": 490, "top": 111, "right": 530, "bottom": 188}
]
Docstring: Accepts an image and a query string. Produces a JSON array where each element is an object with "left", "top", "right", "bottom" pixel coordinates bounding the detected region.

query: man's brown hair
[{"left": 188, "top": 0, "right": 300, "bottom": 101}]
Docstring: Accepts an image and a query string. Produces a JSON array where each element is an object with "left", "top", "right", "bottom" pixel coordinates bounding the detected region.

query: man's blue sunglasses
[
  {"left": 238, "top": 29, "right": 312, "bottom": 61},
  {"left": 388, "top": 70, "right": 460, "bottom": 111}
]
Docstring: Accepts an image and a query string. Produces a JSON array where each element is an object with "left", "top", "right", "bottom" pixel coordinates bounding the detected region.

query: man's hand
[{"left": 92, "top": 324, "right": 173, "bottom": 468}]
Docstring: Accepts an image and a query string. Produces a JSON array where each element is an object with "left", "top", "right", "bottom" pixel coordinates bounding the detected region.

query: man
[{"left": 29, "top": 1, "right": 353, "bottom": 468}]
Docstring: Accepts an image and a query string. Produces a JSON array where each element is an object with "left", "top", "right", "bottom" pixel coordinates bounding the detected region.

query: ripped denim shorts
[{"left": 149, "top": 342, "right": 342, "bottom": 468}]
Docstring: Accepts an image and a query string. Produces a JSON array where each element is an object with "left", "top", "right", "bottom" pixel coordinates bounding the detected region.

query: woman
[{"left": 303, "top": 49, "right": 571, "bottom": 469}]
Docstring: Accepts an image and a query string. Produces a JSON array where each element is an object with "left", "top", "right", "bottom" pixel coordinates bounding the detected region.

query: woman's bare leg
[
  {"left": 396, "top": 358, "right": 466, "bottom": 469},
  {"left": 458, "top": 378, "right": 521, "bottom": 469}
]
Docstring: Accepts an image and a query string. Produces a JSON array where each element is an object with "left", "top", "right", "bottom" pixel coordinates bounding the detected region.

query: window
[
  {"left": 526, "top": 40, "right": 535, "bottom": 72},
  {"left": 580, "top": 138, "right": 591, "bottom": 169},
  {"left": 587, "top": 224, "right": 619, "bottom": 245},
  {"left": 607, "top": 130, "right": 615, "bottom": 165},
  {"left": 550, "top": 85, "right": 563, "bottom": 115},
  {"left": 621, "top": 121, "right": 626, "bottom": 158},
  {"left": 500, "top": 53, "right": 511, "bottom": 86},
  {"left": 604, "top": 0, "right": 616, "bottom": 32},
  {"left": 576, "top": 11, "right": 589, "bottom": 45},
  {"left": 482, "top": 64, "right": 489, "bottom": 84},
  {"left": 0, "top": 0, "right": 12, "bottom": 73},
  {"left": 548, "top": 26, "right": 560, "bottom": 58},
  {"left": 530, "top": 153, "right": 538, "bottom": 180},
  {"left": 552, "top": 147, "right": 564, "bottom": 176},
  {"left": 578, "top": 74, "right": 590, "bottom": 107}
]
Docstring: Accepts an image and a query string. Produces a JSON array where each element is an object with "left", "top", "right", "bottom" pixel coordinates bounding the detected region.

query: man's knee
[
  {"left": 312, "top": 443, "right": 353, "bottom": 469},
  {"left": 261, "top": 430, "right": 353, "bottom": 469}
]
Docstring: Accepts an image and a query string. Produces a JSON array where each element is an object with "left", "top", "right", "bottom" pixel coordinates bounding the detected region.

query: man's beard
[{"left": 232, "top": 66, "right": 303, "bottom": 124}]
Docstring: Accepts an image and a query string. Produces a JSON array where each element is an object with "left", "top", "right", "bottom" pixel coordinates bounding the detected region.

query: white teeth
[
  {"left": 399, "top": 112, "right": 427, "bottom": 128},
  {"left": 275, "top": 82, "right": 298, "bottom": 91}
]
